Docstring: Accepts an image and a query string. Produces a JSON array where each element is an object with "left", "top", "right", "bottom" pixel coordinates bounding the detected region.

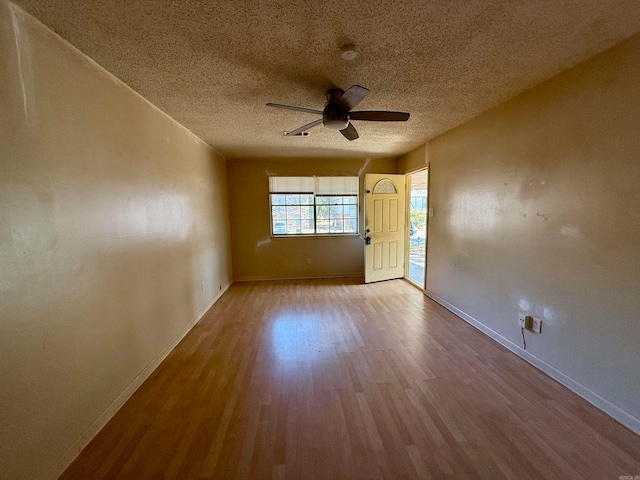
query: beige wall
[
  {"left": 2, "top": 2, "right": 639, "bottom": 478},
  {"left": 398, "top": 143, "right": 428, "bottom": 174},
  {"left": 424, "top": 34, "right": 640, "bottom": 430},
  {"left": 227, "top": 157, "right": 397, "bottom": 280},
  {"left": 0, "top": 3, "right": 232, "bottom": 479}
]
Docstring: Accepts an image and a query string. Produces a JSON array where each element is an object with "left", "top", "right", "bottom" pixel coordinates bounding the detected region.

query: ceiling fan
[{"left": 266, "top": 85, "right": 410, "bottom": 141}]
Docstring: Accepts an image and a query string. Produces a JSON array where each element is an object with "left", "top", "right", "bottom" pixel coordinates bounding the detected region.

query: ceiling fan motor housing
[{"left": 323, "top": 89, "right": 349, "bottom": 130}]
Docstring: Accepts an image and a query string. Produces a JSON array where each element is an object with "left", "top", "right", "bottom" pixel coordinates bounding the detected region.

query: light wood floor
[{"left": 61, "top": 278, "right": 640, "bottom": 479}]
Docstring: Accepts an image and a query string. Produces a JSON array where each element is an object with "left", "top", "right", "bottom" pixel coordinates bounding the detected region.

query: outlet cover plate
[
  {"left": 532, "top": 317, "right": 542, "bottom": 333},
  {"left": 518, "top": 314, "right": 526, "bottom": 328}
]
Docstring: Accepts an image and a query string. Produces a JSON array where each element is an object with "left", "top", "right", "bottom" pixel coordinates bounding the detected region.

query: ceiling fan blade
[
  {"left": 340, "top": 123, "right": 359, "bottom": 141},
  {"left": 285, "top": 118, "right": 323, "bottom": 136},
  {"left": 349, "top": 111, "right": 410, "bottom": 121},
  {"left": 266, "top": 103, "right": 323, "bottom": 115},
  {"left": 337, "top": 85, "right": 369, "bottom": 111}
]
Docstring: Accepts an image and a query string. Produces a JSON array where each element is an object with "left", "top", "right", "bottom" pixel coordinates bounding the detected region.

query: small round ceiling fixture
[{"left": 340, "top": 44, "right": 358, "bottom": 61}]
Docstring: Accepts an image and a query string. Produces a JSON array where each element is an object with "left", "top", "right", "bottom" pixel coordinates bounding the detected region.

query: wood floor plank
[{"left": 59, "top": 278, "right": 640, "bottom": 479}]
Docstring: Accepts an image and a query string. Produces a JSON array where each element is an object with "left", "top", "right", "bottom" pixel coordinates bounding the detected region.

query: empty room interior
[{"left": 2, "top": 0, "right": 640, "bottom": 479}]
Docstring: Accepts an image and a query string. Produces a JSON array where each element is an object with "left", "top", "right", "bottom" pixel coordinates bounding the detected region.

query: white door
[{"left": 364, "top": 174, "right": 406, "bottom": 283}]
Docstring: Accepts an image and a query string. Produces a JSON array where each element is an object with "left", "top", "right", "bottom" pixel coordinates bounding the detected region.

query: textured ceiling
[{"left": 12, "top": 0, "right": 640, "bottom": 158}]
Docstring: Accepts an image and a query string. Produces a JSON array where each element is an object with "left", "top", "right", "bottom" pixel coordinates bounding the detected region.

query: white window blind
[
  {"left": 269, "top": 176, "right": 359, "bottom": 195},
  {"left": 316, "top": 177, "right": 359, "bottom": 195},
  {"left": 269, "top": 176, "right": 315, "bottom": 193}
]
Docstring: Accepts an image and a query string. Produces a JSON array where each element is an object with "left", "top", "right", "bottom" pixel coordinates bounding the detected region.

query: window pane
[
  {"left": 317, "top": 220, "right": 330, "bottom": 233},
  {"left": 300, "top": 194, "right": 314, "bottom": 205},
  {"left": 272, "top": 194, "right": 286, "bottom": 205},
  {"left": 316, "top": 205, "right": 330, "bottom": 220},
  {"left": 330, "top": 196, "right": 342, "bottom": 205},
  {"left": 301, "top": 206, "right": 313, "bottom": 220},
  {"left": 344, "top": 205, "right": 357, "bottom": 217},
  {"left": 345, "top": 218, "right": 358, "bottom": 233},
  {"left": 286, "top": 194, "right": 300, "bottom": 205},
  {"left": 331, "top": 219, "right": 344, "bottom": 233},
  {"left": 273, "top": 220, "right": 286, "bottom": 234},
  {"left": 316, "top": 196, "right": 330, "bottom": 205},
  {"left": 301, "top": 219, "right": 315, "bottom": 234},
  {"left": 332, "top": 205, "right": 344, "bottom": 218},
  {"left": 286, "top": 220, "right": 301, "bottom": 234},
  {"left": 286, "top": 206, "right": 301, "bottom": 219},
  {"left": 272, "top": 205, "right": 286, "bottom": 219},
  {"left": 344, "top": 196, "right": 357, "bottom": 204}
]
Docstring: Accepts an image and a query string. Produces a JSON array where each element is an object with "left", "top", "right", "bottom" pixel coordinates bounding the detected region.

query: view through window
[
  {"left": 269, "top": 176, "right": 359, "bottom": 235},
  {"left": 408, "top": 170, "right": 428, "bottom": 287}
]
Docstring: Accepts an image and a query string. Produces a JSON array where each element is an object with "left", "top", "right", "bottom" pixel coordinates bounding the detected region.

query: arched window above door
[{"left": 373, "top": 179, "right": 397, "bottom": 194}]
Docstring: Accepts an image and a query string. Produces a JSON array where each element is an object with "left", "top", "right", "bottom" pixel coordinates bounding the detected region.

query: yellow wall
[
  {"left": 398, "top": 143, "right": 428, "bottom": 174},
  {"left": 0, "top": 3, "right": 232, "bottom": 478},
  {"left": 227, "top": 157, "right": 397, "bottom": 280},
  {"left": 3, "top": 0, "right": 640, "bottom": 477},
  {"left": 424, "top": 34, "right": 640, "bottom": 430}
]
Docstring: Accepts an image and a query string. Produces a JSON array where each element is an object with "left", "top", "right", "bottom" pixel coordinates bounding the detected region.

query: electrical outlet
[
  {"left": 201, "top": 282, "right": 206, "bottom": 291},
  {"left": 532, "top": 317, "right": 542, "bottom": 333},
  {"left": 519, "top": 314, "right": 533, "bottom": 329}
]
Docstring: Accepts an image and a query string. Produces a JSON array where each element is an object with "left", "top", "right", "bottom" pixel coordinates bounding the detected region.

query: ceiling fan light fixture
[
  {"left": 323, "top": 102, "right": 349, "bottom": 130},
  {"left": 340, "top": 44, "right": 358, "bottom": 61},
  {"left": 324, "top": 118, "right": 349, "bottom": 130}
]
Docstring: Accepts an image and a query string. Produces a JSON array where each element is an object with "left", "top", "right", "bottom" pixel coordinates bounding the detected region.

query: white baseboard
[
  {"left": 424, "top": 289, "right": 640, "bottom": 436},
  {"left": 234, "top": 273, "right": 364, "bottom": 282},
  {"left": 46, "top": 286, "right": 229, "bottom": 480}
]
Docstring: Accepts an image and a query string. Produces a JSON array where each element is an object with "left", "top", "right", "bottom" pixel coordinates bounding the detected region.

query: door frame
[{"left": 403, "top": 166, "right": 430, "bottom": 290}]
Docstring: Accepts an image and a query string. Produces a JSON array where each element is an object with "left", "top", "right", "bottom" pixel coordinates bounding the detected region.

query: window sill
[{"left": 271, "top": 234, "right": 361, "bottom": 239}]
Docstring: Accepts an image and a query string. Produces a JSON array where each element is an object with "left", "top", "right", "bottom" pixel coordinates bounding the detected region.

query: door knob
[{"left": 365, "top": 236, "right": 371, "bottom": 245}]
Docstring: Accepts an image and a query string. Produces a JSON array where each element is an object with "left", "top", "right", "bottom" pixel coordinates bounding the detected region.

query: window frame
[{"left": 269, "top": 176, "right": 360, "bottom": 237}]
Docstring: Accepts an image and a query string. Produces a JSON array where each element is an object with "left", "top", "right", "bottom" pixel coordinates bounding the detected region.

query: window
[
  {"left": 269, "top": 176, "right": 359, "bottom": 236},
  {"left": 373, "top": 179, "right": 397, "bottom": 194}
]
